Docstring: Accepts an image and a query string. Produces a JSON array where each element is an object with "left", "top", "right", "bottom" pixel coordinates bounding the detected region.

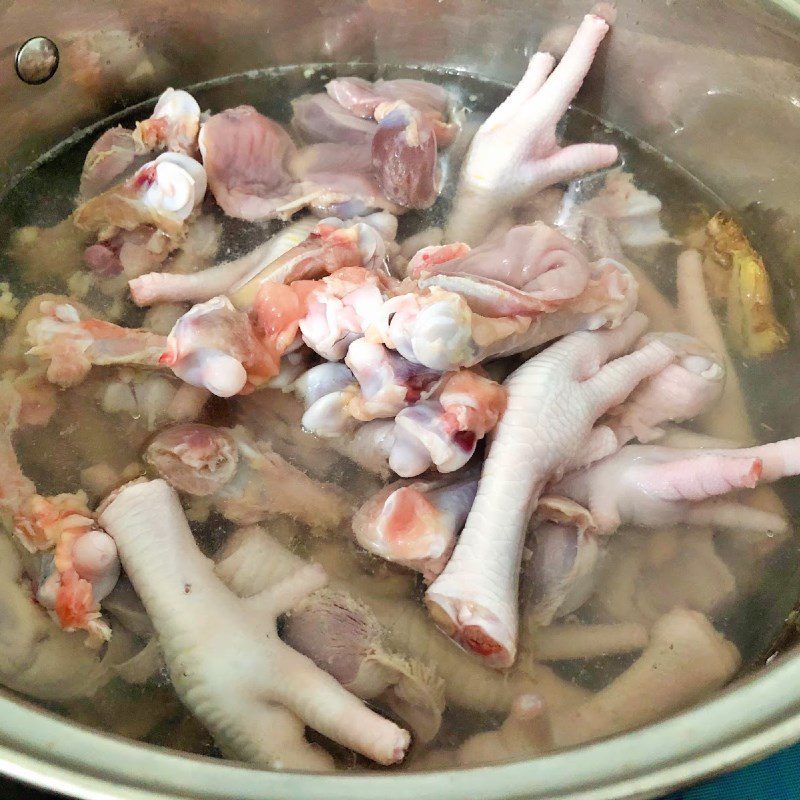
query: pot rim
[{"left": 2, "top": 643, "right": 800, "bottom": 800}]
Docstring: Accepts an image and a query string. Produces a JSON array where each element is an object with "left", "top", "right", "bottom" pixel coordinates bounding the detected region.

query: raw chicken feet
[
  {"left": 447, "top": 14, "right": 618, "bottom": 245},
  {"left": 98, "top": 479, "right": 410, "bottom": 768},
  {"left": 425, "top": 312, "right": 674, "bottom": 667}
]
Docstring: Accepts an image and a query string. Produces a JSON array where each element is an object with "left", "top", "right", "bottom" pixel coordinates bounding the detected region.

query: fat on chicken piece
[
  {"left": 447, "top": 14, "right": 618, "bottom": 245},
  {"left": 425, "top": 313, "right": 675, "bottom": 668},
  {"left": 99, "top": 479, "right": 410, "bottom": 768}
]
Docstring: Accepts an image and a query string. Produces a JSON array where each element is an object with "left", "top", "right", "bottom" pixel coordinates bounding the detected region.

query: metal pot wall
[{"left": 1, "top": 1, "right": 800, "bottom": 798}]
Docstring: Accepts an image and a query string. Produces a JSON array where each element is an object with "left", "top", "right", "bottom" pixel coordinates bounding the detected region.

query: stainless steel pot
[{"left": 1, "top": 1, "right": 800, "bottom": 797}]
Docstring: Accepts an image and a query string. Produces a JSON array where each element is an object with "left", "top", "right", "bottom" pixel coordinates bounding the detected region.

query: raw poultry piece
[
  {"left": 0, "top": 380, "right": 120, "bottom": 644},
  {"left": 325, "top": 76, "right": 458, "bottom": 144},
  {"left": 128, "top": 218, "right": 318, "bottom": 306},
  {"left": 215, "top": 524, "right": 589, "bottom": 719},
  {"left": 292, "top": 93, "right": 378, "bottom": 145},
  {"left": 98, "top": 479, "right": 410, "bottom": 768},
  {"left": 446, "top": 14, "right": 618, "bottom": 245},
  {"left": 74, "top": 153, "right": 207, "bottom": 241},
  {"left": 342, "top": 338, "right": 443, "bottom": 421},
  {"left": 561, "top": 169, "right": 675, "bottom": 250},
  {"left": 593, "top": 527, "right": 737, "bottom": 626},
  {"left": 409, "top": 223, "right": 592, "bottom": 308},
  {"left": 291, "top": 142, "right": 402, "bottom": 219},
  {"left": 132, "top": 88, "right": 202, "bottom": 156},
  {"left": 370, "top": 255, "right": 637, "bottom": 370},
  {"left": 80, "top": 88, "right": 202, "bottom": 199},
  {"left": 83, "top": 225, "right": 172, "bottom": 280},
  {"left": 456, "top": 609, "right": 739, "bottom": 764},
  {"left": 548, "top": 437, "right": 800, "bottom": 536},
  {"left": 600, "top": 331, "right": 724, "bottom": 446},
  {"left": 79, "top": 127, "right": 140, "bottom": 200},
  {"left": 0, "top": 534, "right": 115, "bottom": 701},
  {"left": 522, "top": 497, "right": 601, "bottom": 626},
  {"left": 677, "top": 248, "right": 755, "bottom": 442},
  {"left": 199, "top": 106, "right": 305, "bottom": 221},
  {"left": 144, "top": 423, "right": 351, "bottom": 530},
  {"left": 425, "top": 312, "right": 675, "bottom": 668},
  {"left": 199, "top": 103, "right": 401, "bottom": 221},
  {"left": 25, "top": 298, "right": 166, "bottom": 389},
  {"left": 298, "top": 362, "right": 506, "bottom": 476},
  {"left": 216, "top": 526, "right": 445, "bottom": 742},
  {"left": 550, "top": 609, "right": 739, "bottom": 746},
  {"left": 293, "top": 74, "right": 458, "bottom": 211},
  {"left": 352, "top": 469, "right": 479, "bottom": 581},
  {"left": 371, "top": 102, "right": 438, "bottom": 208},
  {"left": 523, "top": 620, "right": 648, "bottom": 662},
  {"left": 227, "top": 221, "right": 391, "bottom": 310},
  {"left": 285, "top": 587, "right": 445, "bottom": 742},
  {"left": 233, "top": 388, "right": 345, "bottom": 479},
  {"left": 160, "top": 295, "right": 276, "bottom": 396}
]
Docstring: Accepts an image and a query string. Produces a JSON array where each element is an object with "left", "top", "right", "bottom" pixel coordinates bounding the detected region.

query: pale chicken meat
[
  {"left": 549, "top": 439, "right": 800, "bottom": 536},
  {"left": 145, "top": 423, "right": 352, "bottom": 530},
  {"left": 199, "top": 106, "right": 310, "bottom": 221}
]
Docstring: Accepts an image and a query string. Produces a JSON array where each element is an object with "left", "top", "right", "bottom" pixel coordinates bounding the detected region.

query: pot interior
[{"left": 1, "top": 0, "right": 800, "bottom": 796}]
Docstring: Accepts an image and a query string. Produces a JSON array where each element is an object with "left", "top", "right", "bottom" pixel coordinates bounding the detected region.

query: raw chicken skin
[
  {"left": 447, "top": 14, "right": 618, "bottom": 245},
  {"left": 549, "top": 438, "right": 800, "bottom": 535},
  {"left": 425, "top": 313, "right": 674, "bottom": 667}
]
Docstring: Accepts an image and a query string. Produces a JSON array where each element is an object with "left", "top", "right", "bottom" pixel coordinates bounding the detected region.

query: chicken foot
[
  {"left": 98, "top": 479, "right": 410, "bottom": 768},
  {"left": 425, "top": 312, "right": 675, "bottom": 667}
]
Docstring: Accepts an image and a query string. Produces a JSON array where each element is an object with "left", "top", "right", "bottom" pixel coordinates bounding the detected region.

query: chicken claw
[
  {"left": 99, "top": 479, "right": 411, "bottom": 768},
  {"left": 447, "top": 14, "right": 618, "bottom": 245},
  {"left": 425, "top": 312, "right": 674, "bottom": 668}
]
